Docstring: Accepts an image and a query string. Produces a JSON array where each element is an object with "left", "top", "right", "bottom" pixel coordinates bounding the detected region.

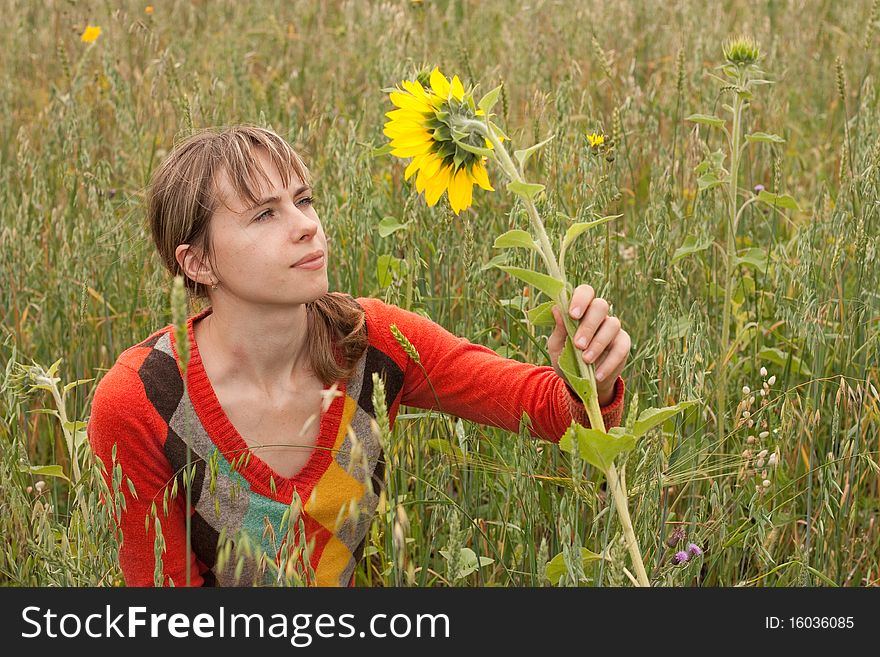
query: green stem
[
  {"left": 479, "top": 120, "right": 650, "bottom": 587},
  {"left": 717, "top": 71, "right": 746, "bottom": 449}
]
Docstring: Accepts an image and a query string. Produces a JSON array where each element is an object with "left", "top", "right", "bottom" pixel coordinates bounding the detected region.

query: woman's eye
[
  {"left": 255, "top": 209, "right": 275, "bottom": 222},
  {"left": 297, "top": 196, "right": 314, "bottom": 207}
]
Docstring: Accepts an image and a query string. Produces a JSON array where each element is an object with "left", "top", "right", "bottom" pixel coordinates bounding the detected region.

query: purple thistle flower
[
  {"left": 666, "top": 527, "right": 686, "bottom": 548},
  {"left": 687, "top": 543, "right": 703, "bottom": 557},
  {"left": 672, "top": 550, "right": 690, "bottom": 565},
  {"left": 754, "top": 184, "right": 765, "bottom": 193}
]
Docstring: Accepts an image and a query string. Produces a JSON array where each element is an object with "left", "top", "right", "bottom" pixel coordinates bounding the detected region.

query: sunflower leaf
[
  {"left": 685, "top": 113, "right": 726, "bottom": 129},
  {"left": 371, "top": 143, "right": 394, "bottom": 158},
  {"left": 488, "top": 121, "right": 510, "bottom": 142},
  {"left": 558, "top": 421, "right": 637, "bottom": 474},
  {"left": 631, "top": 400, "right": 699, "bottom": 439},
  {"left": 478, "top": 84, "right": 503, "bottom": 115},
  {"left": 514, "top": 135, "right": 555, "bottom": 169},
  {"left": 526, "top": 300, "right": 556, "bottom": 327},
  {"left": 557, "top": 335, "right": 595, "bottom": 410},
  {"left": 561, "top": 215, "right": 619, "bottom": 254},
  {"left": 493, "top": 229, "right": 539, "bottom": 251},
  {"left": 745, "top": 131, "right": 785, "bottom": 144},
  {"left": 18, "top": 463, "right": 70, "bottom": 482},
  {"left": 506, "top": 181, "right": 545, "bottom": 201},
  {"left": 494, "top": 265, "right": 564, "bottom": 300}
]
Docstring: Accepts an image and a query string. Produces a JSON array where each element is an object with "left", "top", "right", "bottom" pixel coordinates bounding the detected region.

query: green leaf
[
  {"left": 672, "top": 235, "right": 712, "bottom": 263},
  {"left": 452, "top": 137, "right": 496, "bottom": 158},
  {"left": 427, "top": 439, "right": 464, "bottom": 459},
  {"left": 488, "top": 121, "right": 510, "bottom": 142},
  {"left": 62, "top": 377, "right": 95, "bottom": 394},
  {"left": 477, "top": 84, "right": 503, "bottom": 115},
  {"left": 685, "top": 113, "right": 726, "bottom": 129},
  {"left": 514, "top": 135, "right": 555, "bottom": 169},
  {"left": 377, "top": 216, "right": 412, "bottom": 238},
  {"left": 480, "top": 252, "right": 509, "bottom": 272},
  {"left": 493, "top": 229, "right": 538, "bottom": 251},
  {"left": 18, "top": 463, "right": 70, "bottom": 482},
  {"left": 745, "top": 132, "right": 785, "bottom": 144},
  {"left": 494, "top": 265, "right": 564, "bottom": 300},
  {"left": 557, "top": 336, "right": 594, "bottom": 408},
  {"left": 735, "top": 247, "right": 769, "bottom": 273},
  {"left": 371, "top": 143, "right": 394, "bottom": 158},
  {"left": 545, "top": 547, "right": 607, "bottom": 585},
  {"left": 757, "top": 347, "right": 812, "bottom": 377},
  {"left": 439, "top": 547, "right": 494, "bottom": 580},
  {"left": 757, "top": 190, "right": 801, "bottom": 212},
  {"left": 376, "top": 254, "right": 405, "bottom": 288},
  {"left": 559, "top": 422, "right": 637, "bottom": 473},
  {"left": 697, "top": 171, "right": 727, "bottom": 191},
  {"left": 631, "top": 400, "right": 699, "bottom": 440},
  {"left": 561, "top": 215, "right": 619, "bottom": 253},
  {"left": 506, "top": 180, "right": 545, "bottom": 201},
  {"left": 526, "top": 300, "right": 556, "bottom": 327}
]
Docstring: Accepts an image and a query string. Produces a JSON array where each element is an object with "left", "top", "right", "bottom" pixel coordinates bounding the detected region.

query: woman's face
[{"left": 205, "top": 149, "right": 329, "bottom": 306}]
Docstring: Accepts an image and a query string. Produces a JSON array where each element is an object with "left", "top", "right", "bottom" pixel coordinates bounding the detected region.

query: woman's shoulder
[{"left": 92, "top": 323, "right": 181, "bottom": 407}]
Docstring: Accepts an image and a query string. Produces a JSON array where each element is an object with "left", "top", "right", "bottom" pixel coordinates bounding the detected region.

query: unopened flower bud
[
  {"left": 35, "top": 481, "right": 46, "bottom": 493},
  {"left": 760, "top": 366, "right": 768, "bottom": 377},
  {"left": 759, "top": 431, "right": 769, "bottom": 439},
  {"left": 742, "top": 410, "right": 751, "bottom": 419},
  {"left": 756, "top": 457, "right": 765, "bottom": 469},
  {"left": 762, "top": 479, "right": 771, "bottom": 488},
  {"left": 767, "top": 375, "right": 776, "bottom": 386},
  {"left": 742, "top": 386, "right": 751, "bottom": 395},
  {"left": 747, "top": 419, "right": 755, "bottom": 427},
  {"left": 746, "top": 435, "right": 756, "bottom": 444},
  {"left": 666, "top": 527, "right": 686, "bottom": 547},
  {"left": 768, "top": 453, "right": 779, "bottom": 467}
]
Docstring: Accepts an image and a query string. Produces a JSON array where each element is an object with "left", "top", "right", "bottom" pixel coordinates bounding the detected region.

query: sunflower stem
[{"left": 479, "top": 119, "right": 650, "bottom": 587}]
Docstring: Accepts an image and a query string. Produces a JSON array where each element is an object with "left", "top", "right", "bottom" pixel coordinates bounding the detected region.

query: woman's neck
[{"left": 192, "top": 302, "right": 312, "bottom": 397}]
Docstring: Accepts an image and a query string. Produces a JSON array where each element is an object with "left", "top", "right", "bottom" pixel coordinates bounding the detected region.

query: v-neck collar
[{"left": 169, "top": 306, "right": 346, "bottom": 504}]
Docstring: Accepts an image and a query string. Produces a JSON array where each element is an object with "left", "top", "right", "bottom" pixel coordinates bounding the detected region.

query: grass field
[{"left": 1, "top": 0, "right": 878, "bottom": 586}]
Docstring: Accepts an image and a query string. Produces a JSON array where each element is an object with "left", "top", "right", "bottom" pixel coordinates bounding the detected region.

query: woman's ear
[{"left": 175, "top": 243, "right": 214, "bottom": 286}]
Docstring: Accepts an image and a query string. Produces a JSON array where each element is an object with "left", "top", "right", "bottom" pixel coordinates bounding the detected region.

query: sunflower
[{"left": 384, "top": 67, "right": 496, "bottom": 215}]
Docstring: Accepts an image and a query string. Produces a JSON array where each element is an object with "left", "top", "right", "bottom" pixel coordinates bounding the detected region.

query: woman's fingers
[
  {"left": 568, "top": 284, "right": 595, "bottom": 319},
  {"left": 573, "top": 297, "right": 610, "bottom": 353}
]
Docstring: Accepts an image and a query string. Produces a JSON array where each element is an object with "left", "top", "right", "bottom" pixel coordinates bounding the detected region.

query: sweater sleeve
[
  {"left": 87, "top": 361, "right": 203, "bottom": 587},
  {"left": 363, "top": 298, "right": 625, "bottom": 443}
]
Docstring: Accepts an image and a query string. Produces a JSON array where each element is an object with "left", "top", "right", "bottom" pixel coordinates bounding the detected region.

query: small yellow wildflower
[
  {"left": 80, "top": 25, "right": 102, "bottom": 43},
  {"left": 145, "top": 5, "right": 154, "bottom": 15},
  {"left": 586, "top": 132, "right": 605, "bottom": 148}
]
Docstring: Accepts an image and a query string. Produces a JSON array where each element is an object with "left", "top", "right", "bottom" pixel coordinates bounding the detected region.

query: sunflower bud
[{"left": 722, "top": 35, "right": 761, "bottom": 67}]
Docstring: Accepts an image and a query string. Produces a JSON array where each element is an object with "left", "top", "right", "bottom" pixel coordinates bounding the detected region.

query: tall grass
[{"left": 1, "top": 0, "right": 878, "bottom": 586}]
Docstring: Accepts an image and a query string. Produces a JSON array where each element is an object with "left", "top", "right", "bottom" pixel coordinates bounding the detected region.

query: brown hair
[{"left": 147, "top": 125, "right": 368, "bottom": 384}]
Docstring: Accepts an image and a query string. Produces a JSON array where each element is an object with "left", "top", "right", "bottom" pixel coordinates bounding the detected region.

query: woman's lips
[{"left": 293, "top": 254, "right": 325, "bottom": 270}]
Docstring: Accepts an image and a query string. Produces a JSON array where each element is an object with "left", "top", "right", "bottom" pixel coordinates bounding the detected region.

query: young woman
[{"left": 87, "top": 125, "right": 630, "bottom": 587}]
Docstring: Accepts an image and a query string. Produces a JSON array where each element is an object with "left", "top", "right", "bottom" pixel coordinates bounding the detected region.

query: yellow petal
[
  {"left": 449, "top": 167, "right": 472, "bottom": 214},
  {"left": 425, "top": 165, "right": 452, "bottom": 206},
  {"left": 385, "top": 108, "right": 428, "bottom": 121},
  {"left": 402, "top": 79, "right": 430, "bottom": 100},
  {"left": 405, "top": 155, "right": 423, "bottom": 181},
  {"left": 429, "top": 67, "right": 450, "bottom": 98},
  {"left": 421, "top": 152, "right": 443, "bottom": 179},
  {"left": 389, "top": 131, "right": 434, "bottom": 148},
  {"left": 470, "top": 161, "right": 494, "bottom": 191},
  {"left": 389, "top": 91, "right": 432, "bottom": 113},
  {"left": 391, "top": 141, "right": 434, "bottom": 157},
  {"left": 450, "top": 75, "right": 464, "bottom": 101}
]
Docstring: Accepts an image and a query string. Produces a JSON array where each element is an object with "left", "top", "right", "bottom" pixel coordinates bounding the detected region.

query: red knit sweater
[{"left": 87, "top": 294, "right": 625, "bottom": 586}]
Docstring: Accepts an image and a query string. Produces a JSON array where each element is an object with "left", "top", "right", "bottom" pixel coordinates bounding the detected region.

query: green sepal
[{"left": 478, "top": 84, "right": 503, "bottom": 115}]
